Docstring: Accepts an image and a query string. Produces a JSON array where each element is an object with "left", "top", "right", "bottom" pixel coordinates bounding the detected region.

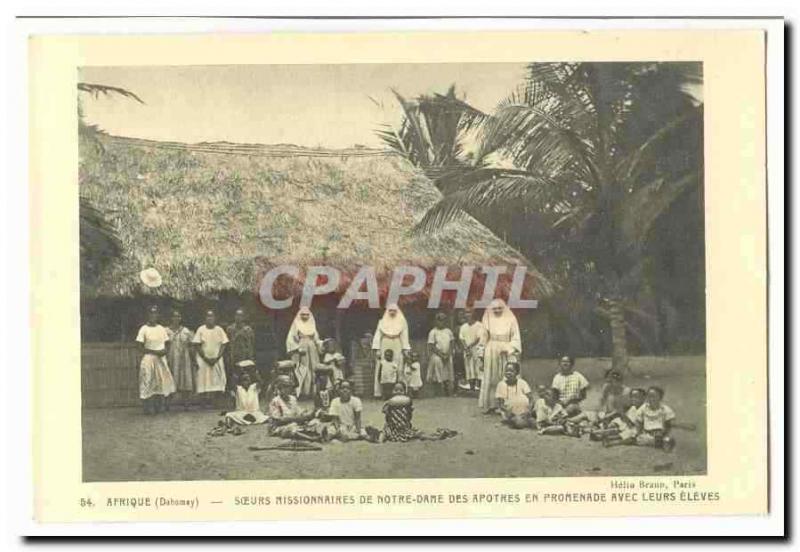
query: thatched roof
[{"left": 79, "top": 133, "right": 553, "bottom": 302}]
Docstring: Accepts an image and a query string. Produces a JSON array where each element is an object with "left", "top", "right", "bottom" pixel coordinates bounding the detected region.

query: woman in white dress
[
  {"left": 371, "top": 303, "right": 411, "bottom": 398},
  {"left": 135, "top": 306, "right": 177, "bottom": 414},
  {"left": 286, "top": 306, "right": 322, "bottom": 399},
  {"left": 478, "top": 299, "right": 522, "bottom": 414},
  {"left": 192, "top": 310, "right": 229, "bottom": 408}
]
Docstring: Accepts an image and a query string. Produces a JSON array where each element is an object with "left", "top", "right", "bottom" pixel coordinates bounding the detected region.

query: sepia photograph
[{"left": 77, "top": 61, "right": 707, "bottom": 482}]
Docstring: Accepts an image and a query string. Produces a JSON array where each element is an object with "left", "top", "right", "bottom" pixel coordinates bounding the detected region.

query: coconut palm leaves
[
  {"left": 377, "top": 85, "right": 487, "bottom": 183},
  {"left": 402, "top": 63, "right": 703, "bottom": 370}
]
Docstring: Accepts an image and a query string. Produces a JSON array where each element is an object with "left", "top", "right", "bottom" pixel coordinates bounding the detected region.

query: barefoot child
[
  {"left": 495, "top": 362, "right": 534, "bottom": 429},
  {"left": 403, "top": 351, "right": 423, "bottom": 398},
  {"left": 327, "top": 380, "right": 367, "bottom": 441},
  {"left": 535, "top": 388, "right": 568, "bottom": 435},
  {"left": 224, "top": 371, "right": 268, "bottom": 426},
  {"left": 551, "top": 355, "right": 590, "bottom": 417},
  {"left": 568, "top": 368, "right": 630, "bottom": 431},
  {"left": 600, "top": 388, "right": 645, "bottom": 445},
  {"left": 380, "top": 382, "right": 420, "bottom": 442},
  {"left": 377, "top": 349, "right": 400, "bottom": 400},
  {"left": 459, "top": 309, "right": 484, "bottom": 392},
  {"left": 427, "top": 313, "right": 455, "bottom": 396},
  {"left": 267, "top": 376, "right": 332, "bottom": 442},
  {"left": 633, "top": 386, "right": 676, "bottom": 451}
]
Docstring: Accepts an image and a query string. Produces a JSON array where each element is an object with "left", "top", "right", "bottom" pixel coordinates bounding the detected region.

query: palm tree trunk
[{"left": 607, "top": 298, "right": 629, "bottom": 372}]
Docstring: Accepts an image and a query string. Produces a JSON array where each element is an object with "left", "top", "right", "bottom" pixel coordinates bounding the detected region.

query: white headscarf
[
  {"left": 291, "top": 306, "right": 318, "bottom": 336},
  {"left": 482, "top": 298, "right": 518, "bottom": 336},
  {"left": 377, "top": 303, "right": 407, "bottom": 337}
]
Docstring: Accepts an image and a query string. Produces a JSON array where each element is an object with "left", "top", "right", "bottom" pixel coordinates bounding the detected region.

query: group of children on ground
[
  {"left": 494, "top": 356, "right": 676, "bottom": 452},
  {"left": 136, "top": 304, "right": 675, "bottom": 451},
  {"left": 216, "top": 374, "right": 455, "bottom": 444}
]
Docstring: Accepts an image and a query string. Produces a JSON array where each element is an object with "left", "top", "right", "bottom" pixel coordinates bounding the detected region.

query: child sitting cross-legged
[
  {"left": 326, "top": 380, "right": 367, "bottom": 442},
  {"left": 603, "top": 386, "right": 676, "bottom": 451},
  {"left": 495, "top": 362, "right": 534, "bottom": 429},
  {"left": 535, "top": 387, "right": 569, "bottom": 435},
  {"left": 597, "top": 387, "right": 646, "bottom": 444}
]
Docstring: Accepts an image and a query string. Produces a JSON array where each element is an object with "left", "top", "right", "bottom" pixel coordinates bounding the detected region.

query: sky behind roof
[{"left": 79, "top": 63, "right": 529, "bottom": 149}]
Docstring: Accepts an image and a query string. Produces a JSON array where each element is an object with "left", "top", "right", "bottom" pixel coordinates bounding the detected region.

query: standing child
[
  {"left": 329, "top": 352, "right": 347, "bottom": 385},
  {"left": 322, "top": 340, "right": 346, "bottom": 383},
  {"left": 459, "top": 309, "right": 485, "bottom": 392},
  {"left": 427, "top": 313, "right": 455, "bottom": 396},
  {"left": 403, "top": 351, "right": 423, "bottom": 398},
  {"left": 135, "top": 306, "right": 177, "bottom": 414},
  {"left": 377, "top": 349, "right": 400, "bottom": 400},
  {"left": 495, "top": 362, "right": 534, "bottom": 429}
]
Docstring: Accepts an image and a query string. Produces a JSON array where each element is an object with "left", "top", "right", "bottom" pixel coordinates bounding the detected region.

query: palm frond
[
  {"left": 77, "top": 82, "right": 145, "bottom": 104},
  {"left": 414, "top": 172, "right": 559, "bottom": 234}
]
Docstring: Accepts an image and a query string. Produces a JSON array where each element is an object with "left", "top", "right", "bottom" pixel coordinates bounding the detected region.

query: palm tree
[
  {"left": 78, "top": 83, "right": 143, "bottom": 285},
  {"left": 376, "top": 85, "right": 485, "bottom": 184},
  {"left": 404, "top": 63, "right": 703, "bottom": 371}
]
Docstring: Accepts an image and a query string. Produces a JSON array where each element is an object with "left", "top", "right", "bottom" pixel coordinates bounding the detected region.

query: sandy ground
[{"left": 82, "top": 356, "right": 706, "bottom": 481}]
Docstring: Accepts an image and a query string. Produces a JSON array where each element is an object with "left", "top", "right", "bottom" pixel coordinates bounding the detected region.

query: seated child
[
  {"left": 327, "top": 380, "right": 367, "bottom": 441},
  {"left": 403, "top": 351, "right": 423, "bottom": 398},
  {"left": 535, "top": 387, "right": 568, "bottom": 435},
  {"left": 267, "top": 375, "right": 333, "bottom": 442},
  {"left": 371, "top": 381, "right": 458, "bottom": 443},
  {"left": 569, "top": 369, "right": 630, "bottom": 430},
  {"left": 550, "top": 355, "right": 590, "bottom": 418},
  {"left": 633, "top": 386, "right": 676, "bottom": 451},
  {"left": 377, "top": 349, "right": 400, "bottom": 400},
  {"left": 380, "top": 381, "right": 420, "bottom": 442},
  {"left": 600, "top": 387, "right": 646, "bottom": 445},
  {"left": 495, "top": 362, "right": 534, "bottom": 429},
  {"left": 269, "top": 359, "right": 299, "bottom": 397},
  {"left": 224, "top": 371, "right": 268, "bottom": 426}
]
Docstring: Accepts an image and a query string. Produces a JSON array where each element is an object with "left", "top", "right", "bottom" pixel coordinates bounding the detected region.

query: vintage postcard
[{"left": 29, "top": 28, "right": 769, "bottom": 523}]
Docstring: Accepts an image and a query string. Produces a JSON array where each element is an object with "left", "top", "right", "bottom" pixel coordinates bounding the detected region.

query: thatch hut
[{"left": 79, "top": 132, "right": 553, "bottom": 404}]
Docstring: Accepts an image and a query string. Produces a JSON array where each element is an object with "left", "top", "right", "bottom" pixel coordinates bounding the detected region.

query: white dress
[
  {"left": 478, "top": 301, "right": 522, "bottom": 411},
  {"left": 135, "top": 324, "right": 177, "bottom": 400},
  {"left": 192, "top": 325, "right": 229, "bottom": 393},
  {"left": 286, "top": 308, "right": 322, "bottom": 398},
  {"left": 225, "top": 384, "right": 269, "bottom": 425},
  {"left": 459, "top": 321, "right": 485, "bottom": 381}
]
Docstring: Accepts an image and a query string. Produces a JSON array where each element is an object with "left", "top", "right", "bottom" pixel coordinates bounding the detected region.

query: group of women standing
[{"left": 135, "top": 307, "right": 255, "bottom": 413}]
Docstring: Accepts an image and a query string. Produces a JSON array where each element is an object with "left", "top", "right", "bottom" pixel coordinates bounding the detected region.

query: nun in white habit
[
  {"left": 478, "top": 299, "right": 522, "bottom": 413},
  {"left": 371, "top": 303, "right": 411, "bottom": 398},
  {"left": 286, "top": 306, "right": 322, "bottom": 398}
]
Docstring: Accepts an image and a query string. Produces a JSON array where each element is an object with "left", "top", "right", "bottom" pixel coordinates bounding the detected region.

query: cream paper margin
[{"left": 29, "top": 30, "right": 767, "bottom": 522}]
